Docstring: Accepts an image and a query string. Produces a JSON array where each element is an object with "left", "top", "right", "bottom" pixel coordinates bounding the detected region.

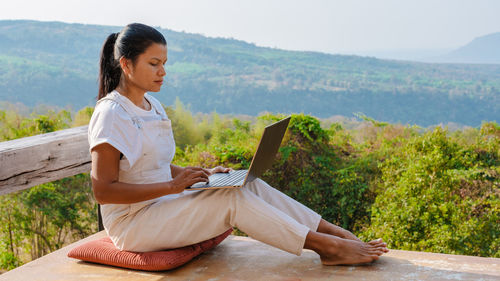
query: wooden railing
[
  {"left": 0, "top": 125, "right": 105, "bottom": 230},
  {"left": 0, "top": 126, "right": 90, "bottom": 195}
]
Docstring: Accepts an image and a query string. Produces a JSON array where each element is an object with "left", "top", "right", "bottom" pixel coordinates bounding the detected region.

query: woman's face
[{"left": 124, "top": 43, "right": 168, "bottom": 93}]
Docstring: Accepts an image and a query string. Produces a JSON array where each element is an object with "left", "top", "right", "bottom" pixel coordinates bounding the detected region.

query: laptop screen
[{"left": 245, "top": 116, "right": 291, "bottom": 183}]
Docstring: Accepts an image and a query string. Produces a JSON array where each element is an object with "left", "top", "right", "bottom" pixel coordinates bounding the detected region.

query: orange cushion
[{"left": 68, "top": 229, "right": 232, "bottom": 271}]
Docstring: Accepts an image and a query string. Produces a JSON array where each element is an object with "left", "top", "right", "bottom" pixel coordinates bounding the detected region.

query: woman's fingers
[
  {"left": 185, "top": 166, "right": 231, "bottom": 176},
  {"left": 188, "top": 170, "right": 209, "bottom": 180},
  {"left": 185, "top": 167, "right": 210, "bottom": 178},
  {"left": 185, "top": 166, "right": 205, "bottom": 172},
  {"left": 176, "top": 169, "right": 209, "bottom": 188},
  {"left": 189, "top": 166, "right": 215, "bottom": 177},
  {"left": 198, "top": 170, "right": 209, "bottom": 180},
  {"left": 211, "top": 166, "right": 231, "bottom": 173}
]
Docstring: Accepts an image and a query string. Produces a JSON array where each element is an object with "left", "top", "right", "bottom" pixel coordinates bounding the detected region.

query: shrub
[
  {"left": 262, "top": 114, "right": 375, "bottom": 231},
  {"left": 361, "top": 127, "right": 499, "bottom": 257}
]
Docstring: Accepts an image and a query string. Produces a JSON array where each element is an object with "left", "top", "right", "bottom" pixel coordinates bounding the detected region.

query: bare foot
[
  {"left": 317, "top": 220, "right": 391, "bottom": 252},
  {"left": 305, "top": 232, "right": 388, "bottom": 266},
  {"left": 321, "top": 236, "right": 387, "bottom": 265}
]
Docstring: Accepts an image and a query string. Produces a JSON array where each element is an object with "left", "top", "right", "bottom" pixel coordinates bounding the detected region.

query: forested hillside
[{"left": 0, "top": 20, "right": 499, "bottom": 126}]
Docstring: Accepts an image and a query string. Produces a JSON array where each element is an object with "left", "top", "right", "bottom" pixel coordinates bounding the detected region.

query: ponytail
[
  {"left": 98, "top": 33, "right": 121, "bottom": 100},
  {"left": 97, "top": 24, "right": 167, "bottom": 100}
]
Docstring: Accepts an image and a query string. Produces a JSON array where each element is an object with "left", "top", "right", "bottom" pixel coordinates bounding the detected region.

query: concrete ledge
[{"left": 1, "top": 231, "right": 499, "bottom": 281}]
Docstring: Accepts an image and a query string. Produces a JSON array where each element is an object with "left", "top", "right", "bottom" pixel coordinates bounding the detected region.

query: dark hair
[{"left": 98, "top": 23, "right": 167, "bottom": 100}]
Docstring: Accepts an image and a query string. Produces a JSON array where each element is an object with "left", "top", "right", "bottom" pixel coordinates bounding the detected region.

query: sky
[{"left": 1, "top": 0, "right": 499, "bottom": 56}]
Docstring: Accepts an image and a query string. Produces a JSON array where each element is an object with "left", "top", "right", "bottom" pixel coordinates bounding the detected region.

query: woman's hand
[
  {"left": 169, "top": 167, "right": 210, "bottom": 193},
  {"left": 167, "top": 165, "right": 230, "bottom": 194},
  {"left": 207, "top": 166, "right": 232, "bottom": 175}
]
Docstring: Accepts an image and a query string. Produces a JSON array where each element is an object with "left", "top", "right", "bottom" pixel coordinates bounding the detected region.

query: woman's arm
[{"left": 91, "top": 143, "right": 209, "bottom": 204}]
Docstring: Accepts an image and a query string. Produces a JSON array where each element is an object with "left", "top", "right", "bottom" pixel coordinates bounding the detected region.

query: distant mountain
[
  {"left": 433, "top": 32, "right": 500, "bottom": 64},
  {"left": 352, "top": 48, "right": 452, "bottom": 62},
  {"left": 0, "top": 20, "right": 499, "bottom": 126}
]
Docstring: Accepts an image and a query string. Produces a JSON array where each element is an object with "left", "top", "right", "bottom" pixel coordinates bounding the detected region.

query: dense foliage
[
  {"left": 0, "top": 20, "right": 499, "bottom": 126},
  {"left": 361, "top": 125, "right": 500, "bottom": 257},
  {"left": 0, "top": 102, "right": 498, "bottom": 271}
]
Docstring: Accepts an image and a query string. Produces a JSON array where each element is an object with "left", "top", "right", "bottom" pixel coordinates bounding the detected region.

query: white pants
[{"left": 109, "top": 179, "right": 322, "bottom": 256}]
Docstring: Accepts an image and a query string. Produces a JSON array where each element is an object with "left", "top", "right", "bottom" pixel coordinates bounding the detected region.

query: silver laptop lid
[{"left": 244, "top": 116, "right": 291, "bottom": 184}]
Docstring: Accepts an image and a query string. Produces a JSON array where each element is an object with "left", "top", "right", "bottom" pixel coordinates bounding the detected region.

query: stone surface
[{"left": 1, "top": 231, "right": 499, "bottom": 281}]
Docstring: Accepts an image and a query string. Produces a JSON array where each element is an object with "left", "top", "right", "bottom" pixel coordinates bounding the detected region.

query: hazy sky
[{"left": 1, "top": 0, "right": 499, "bottom": 54}]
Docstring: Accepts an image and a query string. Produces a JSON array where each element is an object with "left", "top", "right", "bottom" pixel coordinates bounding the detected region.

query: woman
[{"left": 88, "top": 23, "right": 388, "bottom": 265}]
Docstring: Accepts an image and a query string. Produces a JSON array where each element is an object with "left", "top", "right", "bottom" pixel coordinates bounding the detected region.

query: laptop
[{"left": 185, "top": 116, "right": 291, "bottom": 190}]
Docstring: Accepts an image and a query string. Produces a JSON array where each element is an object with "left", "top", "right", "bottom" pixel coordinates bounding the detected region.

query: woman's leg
[
  {"left": 244, "top": 178, "right": 389, "bottom": 262},
  {"left": 116, "top": 187, "right": 311, "bottom": 255},
  {"left": 244, "top": 179, "right": 322, "bottom": 231},
  {"left": 114, "top": 186, "right": 388, "bottom": 265},
  {"left": 245, "top": 179, "right": 360, "bottom": 239}
]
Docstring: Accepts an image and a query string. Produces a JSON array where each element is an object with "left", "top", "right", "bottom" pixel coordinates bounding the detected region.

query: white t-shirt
[
  {"left": 88, "top": 90, "right": 167, "bottom": 171},
  {"left": 88, "top": 90, "right": 178, "bottom": 228}
]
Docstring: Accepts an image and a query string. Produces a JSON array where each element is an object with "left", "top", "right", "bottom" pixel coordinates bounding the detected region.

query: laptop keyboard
[
  {"left": 190, "top": 169, "right": 247, "bottom": 188},
  {"left": 210, "top": 169, "right": 247, "bottom": 186}
]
